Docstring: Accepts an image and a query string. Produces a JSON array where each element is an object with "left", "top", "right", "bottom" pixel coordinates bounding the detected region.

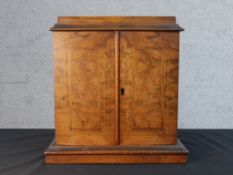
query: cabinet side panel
[
  {"left": 54, "top": 32, "right": 116, "bottom": 145},
  {"left": 120, "top": 31, "right": 179, "bottom": 145}
]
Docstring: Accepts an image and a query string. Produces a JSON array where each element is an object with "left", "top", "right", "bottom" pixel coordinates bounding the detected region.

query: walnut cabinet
[{"left": 45, "top": 16, "right": 188, "bottom": 164}]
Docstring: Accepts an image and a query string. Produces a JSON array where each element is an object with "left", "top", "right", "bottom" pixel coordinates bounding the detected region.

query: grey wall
[{"left": 0, "top": 0, "right": 233, "bottom": 128}]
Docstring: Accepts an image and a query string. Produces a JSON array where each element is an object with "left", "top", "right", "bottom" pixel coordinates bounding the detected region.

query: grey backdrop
[{"left": 0, "top": 0, "right": 233, "bottom": 128}]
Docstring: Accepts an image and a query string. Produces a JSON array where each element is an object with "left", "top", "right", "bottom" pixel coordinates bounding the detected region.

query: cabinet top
[{"left": 50, "top": 16, "right": 184, "bottom": 31}]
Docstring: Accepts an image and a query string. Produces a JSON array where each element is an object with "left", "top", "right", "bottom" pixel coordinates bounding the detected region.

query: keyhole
[{"left": 120, "top": 88, "right": 125, "bottom": 96}]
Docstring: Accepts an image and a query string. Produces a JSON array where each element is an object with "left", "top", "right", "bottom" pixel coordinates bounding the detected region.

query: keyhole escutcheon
[{"left": 120, "top": 88, "right": 125, "bottom": 96}]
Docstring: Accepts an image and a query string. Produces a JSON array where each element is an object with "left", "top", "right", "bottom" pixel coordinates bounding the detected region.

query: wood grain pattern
[
  {"left": 54, "top": 31, "right": 116, "bottom": 145},
  {"left": 114, "top": 31, "right": 120, "bottom": 145},
  {"left": 50, "top": 16, "right": 184, "bottom": 31},
  {"left": 46, "top": 154, "right": 187, "bottom": 164},
  {"left": 45, "top": 139, "right": 188, "bottom": 164},
  {"left": 51, "top": 24, "right": 184, "bottom": 31},
  {"left": 47, "top": 16, "right": 187, "bottom": 164},
  {"left": 120, "top": 31, "right": 179, "bottom": 145},
  {"left": 57, "top": 16, "right": 176, "bottom": 25}
]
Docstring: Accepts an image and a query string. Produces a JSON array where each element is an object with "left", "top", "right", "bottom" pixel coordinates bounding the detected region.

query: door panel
[
  {"left": 54, "top": 32, "right": 116, "bottom": 145},
  {"left": 120, "top": 31, "right": 179, "bottom": 145}
]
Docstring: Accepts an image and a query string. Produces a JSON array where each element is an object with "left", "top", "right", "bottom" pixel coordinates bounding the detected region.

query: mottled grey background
[{"left": 0, "top": 0, "right": 233, "bottom": 128}]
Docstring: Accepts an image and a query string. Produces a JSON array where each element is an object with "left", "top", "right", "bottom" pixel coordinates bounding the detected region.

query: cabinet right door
[{"left": 120, "top": 31, "right": 179, "bottom": 145}]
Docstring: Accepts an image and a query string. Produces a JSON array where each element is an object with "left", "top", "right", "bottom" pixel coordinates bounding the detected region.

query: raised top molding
[{"left": 50, "top": 16, "right": 184, "bottom": 31}]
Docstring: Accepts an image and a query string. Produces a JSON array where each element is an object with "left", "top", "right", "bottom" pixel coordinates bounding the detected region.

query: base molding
[{"left": 44, "top": 139, "right": 188, "bottom": 164}]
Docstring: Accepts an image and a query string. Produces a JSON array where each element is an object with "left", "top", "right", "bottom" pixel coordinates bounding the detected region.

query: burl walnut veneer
[{"left": 44, "top": 16, "right": 188, "bottom": 164}]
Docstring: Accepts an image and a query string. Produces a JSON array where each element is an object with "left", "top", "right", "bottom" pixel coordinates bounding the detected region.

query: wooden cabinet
[{"left": 45, "top": 16, "right": 188, "bottom": 164}]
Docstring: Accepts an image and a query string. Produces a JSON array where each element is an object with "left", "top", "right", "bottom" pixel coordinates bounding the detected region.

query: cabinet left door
[{"left": 53, "top": 32, "right": 116, "bottom": 146}]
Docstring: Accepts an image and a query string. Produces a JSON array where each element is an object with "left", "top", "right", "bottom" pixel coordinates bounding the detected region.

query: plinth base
[{"left": 44, "top": 139, "right": 188, "bottom": 164}]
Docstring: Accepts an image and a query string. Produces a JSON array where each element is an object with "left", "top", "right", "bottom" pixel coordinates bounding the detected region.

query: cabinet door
[
  {"left": 54, "top": 32, "right": 116, "bottom": 145},
  {"left": 120, "top": 31, "right": 179, "bottom": 145}
]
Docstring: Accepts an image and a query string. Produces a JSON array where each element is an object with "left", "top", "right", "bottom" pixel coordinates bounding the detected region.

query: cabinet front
[
  {"left": 54, "top": 31, "right": 179, "bottom": 146},
  {"left": 120, "top": 31, "right": 179, "bottom": 145},
  {"left": 54, "top": 32, "right": 116, "bottom": 145}
]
